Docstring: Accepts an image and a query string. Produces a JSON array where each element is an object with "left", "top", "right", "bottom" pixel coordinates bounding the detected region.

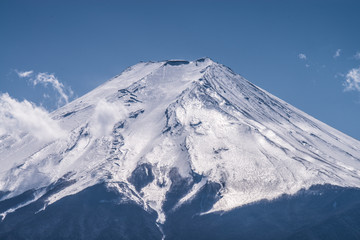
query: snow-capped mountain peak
[{"left": 1, "top": 58, "right": 360, "bottom": 224}]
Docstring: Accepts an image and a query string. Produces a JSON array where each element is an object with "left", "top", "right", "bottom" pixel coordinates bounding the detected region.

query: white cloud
[
  {"left": 333, "top": 49, "right": 341, "bottom": 58},
  {"left": 354, "top": 52, "right": 360, "bottom": 60},
  {"left": 305, "top": 64, "right": 310, "bottom": 68},
  {"left": 32, "top": 72, "right": 73, "bottom": 106},
  {"left": 91, "top": 100, "right": 128, "bottom": 138},
  {"left": 0, "top": 93, "right": 66, "bottom": 141},
  {"left": 16, "top": 70, "right": 33, "bottom": 78},
  {"left": 334, "top": 72, "right": 345, "bottom": 78},
  {"left": 343, "top": 66, "right": 360, "bottom": 92},
  {"left": 16, "top": 70, "right": 73, "bottom": 107},
  {"left": 298, "top": 53, "right": 307, "bottom": 60}
]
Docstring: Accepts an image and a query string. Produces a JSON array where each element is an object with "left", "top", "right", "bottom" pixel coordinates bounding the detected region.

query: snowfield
[{"left": 1, "top": 58, "right": 360, "bottom": 224}]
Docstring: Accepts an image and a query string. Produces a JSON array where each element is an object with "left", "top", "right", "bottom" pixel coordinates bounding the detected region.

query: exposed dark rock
[
  {"left": 128, "top": 163, "right": 154, "bottom": 192},
  {"left": 164, "top": 184, "right": 360, "bottom": 240},
  {"left": 0, "top": 184, "right": 161, "bottom": 240},
  {"left": 165, "top": 60, "right": 190, "bottom": 66}
]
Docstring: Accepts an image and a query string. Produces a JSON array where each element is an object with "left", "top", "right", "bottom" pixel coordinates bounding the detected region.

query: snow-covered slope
[{"left": 1, "top": 58, "right": 360, "bottom": 224}]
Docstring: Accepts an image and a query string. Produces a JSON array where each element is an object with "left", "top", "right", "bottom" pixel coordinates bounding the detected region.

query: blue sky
[{"left": 1, "top": 0, "right": 360, "bottom": 139}]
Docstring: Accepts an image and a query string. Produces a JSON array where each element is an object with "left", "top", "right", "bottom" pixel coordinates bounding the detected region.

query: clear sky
[{"left": 1, "top": 0, "right": 360, "bottom": 139}]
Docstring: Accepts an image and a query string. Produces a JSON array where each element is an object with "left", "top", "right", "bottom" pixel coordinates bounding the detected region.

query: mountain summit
[{"left": 1, "top": 58, "right": 360, "bottom": 239}]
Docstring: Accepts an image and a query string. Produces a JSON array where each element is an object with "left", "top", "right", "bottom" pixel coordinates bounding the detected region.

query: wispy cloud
[
  {"left": 343, "top": 66, "right": 360, "bottom": 92},
  {"left": 354, "top": 52, "right": 360, "bottom": 60},
  {"left": 16, "top": 70, "right": 73, "bottom": 107},
  {"left": 334, "top": 72, "right": 345, "bottom": 79},
  {"left": 333, "top": 49, "right": 341, "bottom": 58},
  {"left": 32, "top": 72, "right": 73, "bottom": 106},
  {"left": 91, "top": 100, "right": 128, "bottom": 138},
  {"left": 298, "top": 53, "right": 307, "bottom": 60},
  {"left": 0, "top": 93, "right": 66, "bottom": 141},
  {"left": 16, "top": 70, "right": 33, "bottom": 78}
]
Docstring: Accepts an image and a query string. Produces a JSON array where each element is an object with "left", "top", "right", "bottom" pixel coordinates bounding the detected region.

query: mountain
[{"left": 1, "top": 58, "right": 360, "bottom": 239}]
